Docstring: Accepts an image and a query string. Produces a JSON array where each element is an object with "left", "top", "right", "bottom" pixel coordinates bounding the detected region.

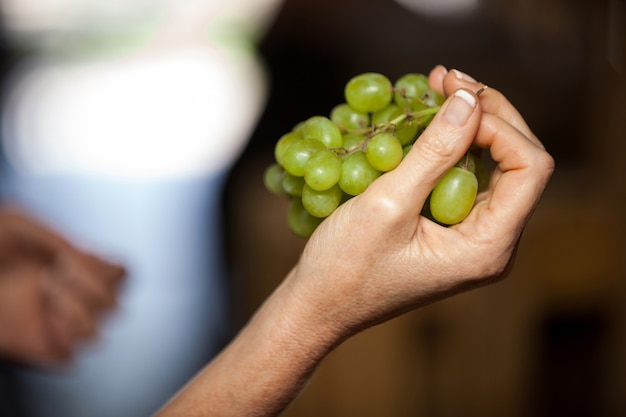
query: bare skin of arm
[{"left": 156, "top": 66, "right": 555, "bottom": 417}]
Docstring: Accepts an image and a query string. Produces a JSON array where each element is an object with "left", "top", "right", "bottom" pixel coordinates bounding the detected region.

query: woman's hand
[
  {"left": 155, "top": 67, "right": 554, "bottom": 417},
  {"left": 289, "top": 66, "right": 554, "bottom": 339}
]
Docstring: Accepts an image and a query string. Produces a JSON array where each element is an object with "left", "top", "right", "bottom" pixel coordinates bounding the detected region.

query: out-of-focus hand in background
[{"left": 0, "top": 207, "right": 125, "bottom": 367}]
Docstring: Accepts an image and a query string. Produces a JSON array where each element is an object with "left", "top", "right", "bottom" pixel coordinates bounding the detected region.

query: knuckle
[
  {"left": 415, "top": 131, "right": 457, "bottom": 167},
  {"left": 361, "top": 194, "right": 404, "bottom": 224},
  {"left": 536, "top": 149, "right": 555, "bottom": 176}
]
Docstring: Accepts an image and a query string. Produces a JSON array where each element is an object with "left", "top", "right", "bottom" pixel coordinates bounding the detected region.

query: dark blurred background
[{"left": 223, "top": 0, "right": 626, "bottom": 416}]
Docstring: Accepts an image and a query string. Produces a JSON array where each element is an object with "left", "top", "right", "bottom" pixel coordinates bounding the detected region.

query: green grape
[
  {"left": 339, "top": 150, "right": 381, "bottom": 196},
  {"left": 342, "top": 133, "right": 366, "bottom": 152},
  {"left": 389, "top": 108, "right": 419, "bottom": 146},
  {"left": 393, "top": 73, "right": 429, "bottom": 111},
  {"left": 345, "top": 73, "right": 393, "bottom": 113},
  {"left": 430, "top": 167, "right": 478, "bottom": 225},
  {"left": 281, "top": 172, "right": 306, "bottom": 197},
  {"left": 304, "top": 149, "right": 342, "bottom": 191},
  {"left": 264, "top": 163, "right": 285, "bottom": 195},
  {"left": 274, "top": 131, "right": 302, "bottom": 167},
  {"left": 365, "top": 132, "right": 403, "bottom": 172},
  {"left": 301, "top": 116, "right": 343, "bottom": 148},
  {"left": 330, "top": 103, "right": 370, "bottom": 132},
  {"left": 282, "top": 138, "right": 326, "bottom": 177},
  {"left": 402, "top": 144, "right": 413, "bottom": 158},
  {"left": 302, "top": 184, "right": 344, "bottom": 218},
  {"left": 421, "top": 88, "right": 445, "bottom": 108},
  {"left": 371, "top": 104, "right": 399, "bottom": 126},
  {"left": 412, "top": 89, "right": 445, "bottom": 128},
  {"left": 288, "top": 198, "right": 324, "bottom": 238},
  {"left": 292, "top": 120, "right": 306, "bottom": 133}
]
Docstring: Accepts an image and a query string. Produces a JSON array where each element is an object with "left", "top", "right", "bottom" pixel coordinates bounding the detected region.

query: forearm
[{"left": 155, "top": 268, "right": 342, "bottom": 417}]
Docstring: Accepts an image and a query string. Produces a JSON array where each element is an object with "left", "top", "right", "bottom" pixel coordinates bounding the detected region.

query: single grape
[
  {"left": 274, "top": 131, "right": 302, "bottom": 167},
  {"left": 339, "top": 150, "right": 381, "bottom": 196},
  {"left": 402, "top": 144, "right": 413, "bottom": 158},
  {"left": 288, "top": 198, "right": 324, "bottom": 238},
  {"left": 302, "top": 184, "right": 344, "bottom": 218},
  {"left": 330, "top": 103, "right": 370, "bottom": 132},
  {"left": 365, "top": 132, "right": 403, "bottom": 172},
  {"left": 304, "top": 149, "right": 343, "bottom": 191},
  {"left": 371, "top": 104, "right": 399, "bottom": 126},
  {"left": 281, "top": 172, "right": 306, "bottom": 197},
  {"left": 429, "top": 167, "right": 478, "bottom": 225},
  {"left": 393, "top": 73, "right": 429, "bottom": 111},
  {"left": 282, "top": 138, "right": 326, "bottom": 177},
  {"left": 345, "top": 73, "right": 393, "bottom": 113},
  {"left": 302, "top": 116, "right": 343, "bottom": 148},
  {"left": 264, "top": 163, "right": 285, "bottom": 195}
]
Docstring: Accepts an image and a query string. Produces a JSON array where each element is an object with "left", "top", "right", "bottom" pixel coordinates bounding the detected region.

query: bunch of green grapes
[{"left": 264, "top": 72, "right": 489, "bottom": 238}]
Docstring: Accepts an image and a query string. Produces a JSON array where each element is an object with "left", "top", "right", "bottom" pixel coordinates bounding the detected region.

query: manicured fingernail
[
  {"left": 443, "top": 89, "right": 476, "bottom": 126},
  {"left": 452, "top": 69, "right": 477, "bottom": 83}
]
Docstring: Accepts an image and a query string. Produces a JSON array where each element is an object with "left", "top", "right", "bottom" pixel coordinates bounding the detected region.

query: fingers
[
  {"left": 0, "top": 207, "right": 73, "bottom": 261},
  {"left": 54, "top": 250, "right": 126, "bottom": 311},
  {"left": 430, "top": 66, "right": 554, "bottom": 237},
  {"left": 368, "top": 87, "right": 482, "bottom": 217},
  {"left": 441, "top": 69, "right": 544, "bottom": 149},
  {"left": 46, "top": 250, "right": 126, "bottom": 341},
  {"left": 40, "top": 253, "right": 125, "bottom": 365},
  {"left": 471, "top": 112, "right": 555, "bottom": 237},
  {"left": 1, "top": 206, "right": 125, "bottom": 311},
  {"left": 428, "top": 65, "right": 448, "bottom": 95}
]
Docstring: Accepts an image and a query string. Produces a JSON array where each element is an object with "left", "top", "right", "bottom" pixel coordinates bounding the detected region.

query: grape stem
[
  {"left": 387, "top": 107, "right": 440, "bottom": 127},
  {"left": 460, "top": 152, "right": 471, "bottom": 170},
  {"left": 335, "top": 106, "right": 441, "bottom": 155}
]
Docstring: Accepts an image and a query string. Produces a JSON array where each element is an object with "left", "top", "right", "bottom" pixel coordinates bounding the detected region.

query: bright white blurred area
[
  {"left": 0, "top": 0, "right": 283, "bottom": 416},
  {"left": 3, "top": 45, "right": 265, "bottom": 179},
  {"left": 394, "top": 0, "right": 480, "bottom": 17},
  {"left": 1, "top": 0, "right": 283, "bottom": 179}
]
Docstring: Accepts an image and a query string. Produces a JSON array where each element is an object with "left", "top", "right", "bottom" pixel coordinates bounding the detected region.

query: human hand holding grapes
[
  {"left": 155, "top": 66, "right": 553, "bottom": 417},
  {"left": 286, "top": 66, "right": 554, "bottom": 340}
]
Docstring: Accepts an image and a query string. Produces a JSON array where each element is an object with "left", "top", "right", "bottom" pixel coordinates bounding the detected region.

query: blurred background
[{"left": 0, "top": 0, "right": 625, "bottom": 416}]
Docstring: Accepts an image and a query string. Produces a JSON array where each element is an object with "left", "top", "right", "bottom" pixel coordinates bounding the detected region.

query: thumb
[{"left": 374, "top": 88, "right": 482, "bottom": 213}]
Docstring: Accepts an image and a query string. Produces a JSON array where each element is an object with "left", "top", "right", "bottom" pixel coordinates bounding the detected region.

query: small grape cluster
[{"left": 264, "top": 72, "right": 489, "bottom": 238}]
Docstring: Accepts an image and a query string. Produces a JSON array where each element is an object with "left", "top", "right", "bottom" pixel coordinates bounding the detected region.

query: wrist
[{"left": 263, "top": 267, "right": 348, "bottom": 363}]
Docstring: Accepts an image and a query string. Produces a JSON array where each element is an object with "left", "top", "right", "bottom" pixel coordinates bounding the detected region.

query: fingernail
[
  {"left": 452, "top": 69, "right": 477, "bottom": 83},
  {"left": 443, "top": 89, "right": 476, "bottom": 126}
]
